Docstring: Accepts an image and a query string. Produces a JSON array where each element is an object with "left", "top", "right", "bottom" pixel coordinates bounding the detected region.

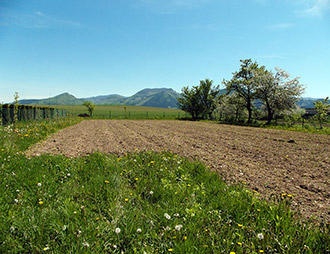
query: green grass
[
  {"left": 0, "top": 119, "right": 329, "bottom": 253},
  {"left": 54, "top": 105, "right": 186, "bottom": 120}
]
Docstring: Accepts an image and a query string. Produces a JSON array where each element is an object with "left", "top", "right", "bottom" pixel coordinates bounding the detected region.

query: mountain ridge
[
  {"left": 18, "top": 88, "right": 323, "bottom": 109},
  {"left": 19, "top": 88, "right": 180, "bottom": 108}
]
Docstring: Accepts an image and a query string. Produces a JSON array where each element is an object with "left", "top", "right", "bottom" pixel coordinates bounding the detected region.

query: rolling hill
[{"left": 19, "top": 88, "right": 180, "bottom": 108}]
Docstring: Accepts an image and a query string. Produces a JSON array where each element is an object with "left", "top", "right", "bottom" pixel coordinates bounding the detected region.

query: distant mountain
[
  {"left": 18, "top": 88, "right": 181, "bottom": 108},
  {"left": 297, "top": 97, "right": 323, "bottom": 108},
  {"left": 18, "top": 89, "right": 323, "bottom": 109},
  {"left": 19, "top": 93, "right": 84, "bottom": 106}
]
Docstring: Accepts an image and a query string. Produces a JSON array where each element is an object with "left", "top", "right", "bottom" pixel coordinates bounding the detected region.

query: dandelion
[
  {"left": 238, "top": 224, "right": 243, "bottom": 227},
  {"left": 287, "top": 194, "right": 293, "bottom": 198},
  {"left": 115, "top": 228, "right": 121, "bottom": 234},
  {"left": 257, "top": 233, "right": 264, "bottom": 240},
  {"left": 37, "top": 183, "right": 42, "bottom": 187},
  {"left": 230, "top": 252, "right": 236, "bottom": 254},
  {"left": 257, "top": 209, "right": 261, "bottom": 212},
  {"left": 104, "top": 180, "right": 110, "bottom": 184},
  {"left": 164, "top": 213, "right": 171, "bottom": 220},
  {"left": 125, "top": 198, "right": 128, "bottom": 202},
  {"left": 137, "top": 228, "right": 142, "bottom": 233},
  {"left": 96, "top": 217, "right": 100, "bottom": 220},
  {"left": 130, "top": 193, "right": 133, "bottom": 196},
  {"left": 175, "top": 224, "right": 183, "bottom": 231},
  {"left": 135, "top": 178, "right": 138, "bottom": 181},
  {"left": 237, "top": 242, "right": 242, "bottom": 246},
  {"left": 168, "top": 249, "right": 173, "bottom": 252},
  {"left": 183, "top": 236, "right": 187, "bottom": 240},
  {"left": 150, "top": 191, "right": 154, "bottom": 195},
  {"left": 259, "top": 250, "right": 264, "bottom": 253},
  {"left": 43, "top": 246, "right": 50, "bottom": 251},
  {"left": 39, "top": 201, "right": 44, "bottom": 205},
  {"left": 205, "top": 229, "right": 208, "bottom": 232}
]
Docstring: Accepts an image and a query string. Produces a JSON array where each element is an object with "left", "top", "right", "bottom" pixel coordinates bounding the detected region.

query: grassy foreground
[{"left": 0, "top": 119, "right": 329, "bottom": 253}]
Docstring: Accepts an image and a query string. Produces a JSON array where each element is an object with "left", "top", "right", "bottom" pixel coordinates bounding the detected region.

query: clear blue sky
[{"left": 0, "top": 0, "right": 329, "bottom": 103}]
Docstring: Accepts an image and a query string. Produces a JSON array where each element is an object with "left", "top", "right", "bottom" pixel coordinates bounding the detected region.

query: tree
[
  {"left": 216, "top": 93, "right": 246, "bottom": 122},
  {"left": 199, "top": 79, "right": 220, "bottom": 119},
  {"left": 83, "top": 101, "right": 95, "bottom": 117},
  {"left": 177, "top": 79, "right": 219, "bottom": 120},
  {"left": 313, "top": 97, "right": 330, "bottom": 128},
  {"left": 254, "top": 67, "right": 305, "bottom": 124},
  {"left": 223, "top": 59, "right": 259, "bottom": 123}
]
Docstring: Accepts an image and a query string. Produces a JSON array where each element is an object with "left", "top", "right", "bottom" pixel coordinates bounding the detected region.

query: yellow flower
[
  {"left": 43, "top": 246, "right": 50, "bottom": 251},
  {"left": 104, "top": 180, "right": 109, "bottom": 184},
  {"left": 120, "top": 173, "right": 123, "bottom": 176},
  {"left": 130, "top": 193, "right": 133, "bottom": 196},
  {"left": 205, "top": 229, "right": 208, "bottom": 232},
  {"left": 125, "top": 198, "right": 128, "bottom": 202},
  {"left": 96, "top": 217, "right": 100, "bottom": 220},
  {"left": 135, "top": 178, "right": 138, "bottom": 181},
  {"left": 282, "top": 193, "right": 287, "bottom": 197},
  {"left": 39, "top": 201, "right": 43, "bottom": 205},
  {"left": 237, "top": 242, "right": 242, "bottom": 246},
  {"left": 230, "top": 252, "right": 236, "bottom": 254},
  {"left": 183, "top": 236, "right": 187, "bottom": 240},
  {"left": 168, "top": 249, "right": 173, "bottom": 252},
  {"left": 287, "top": 194, "right": 293, "bottom": 198},
  {"left": 259, "top": 250, "right": 264, "bottom": 253},
  {"left": 187, "top": 184, "right": 191, "bottom": 187},
  {"left": 150, "top": 161, "right": 155, "bottom": 164},
  {"left": 24, "top": 134, "right": 29, "bottom": 137},
  {"left": 257, "top": 209, "right": 261, "bottom": 212},
  {"left": 242, "top": 181, "right": 246, "bottom": 185},
  {"left": 238, "top": 224, "right": 243, "bottom": 227}
]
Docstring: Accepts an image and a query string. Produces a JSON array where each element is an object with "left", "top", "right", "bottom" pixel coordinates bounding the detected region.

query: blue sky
[{"left": 0, "top": 0, "right": 329, "bottom": 103}]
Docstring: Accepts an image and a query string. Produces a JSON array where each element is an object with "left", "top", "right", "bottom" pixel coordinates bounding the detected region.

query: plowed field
[{"left": 26, "top": 120, "right": 330, "bottom": 221}]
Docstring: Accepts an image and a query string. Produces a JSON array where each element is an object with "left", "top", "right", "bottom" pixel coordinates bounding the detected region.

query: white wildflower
[
  {"left": 37, "top": 183, "right": 42, "bottom": 187},
  {"left": 115, "top": 227, "right": 121, "bottom": 234},
  {"left": 113, "top": 245, "right": 117, "bottom": 249},
  {"left": 149, "top": 191, "right": 154, "bottom": 195},
  {"left": 136, "top": 228, "right": 142, "bottom": 233},
  {"left": 67, "top": 173, "right": 71, "bottom": 177},
  {"left": 82, "top": 242, "right": 89, "bottom": 247},
  {"left": 257, "top": 233, "right": 264, "bottom": 240},
  {"left": 165, "top": 226, "right": 171, "bottom": 231},
  {"left": 174, "top": 213, "right": 180, "bottom": 217},
  {"left": 164, "top": 213, "right": 171, "bottom": 220},
  {"left": 175, "top": 224, "right": 183, "bottom": 231},
  {"left": 14, "top": 199, "right": 18, "bottom": 203}
]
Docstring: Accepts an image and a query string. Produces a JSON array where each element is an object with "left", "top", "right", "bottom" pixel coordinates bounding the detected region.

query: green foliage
[
  {"left": 223, "top": 59, "right": 260, "bottom": 123},
  {"left": 0, "top": 120, "right": 329, "bottom": 253},
  {"left": 313, "top": 97, "right": 330, "bottom": 128},
  {"left": 177, "top": 79, "right": 219, "bottom": 120},
  {"left": 83, "top": 101, "right": 95, "bottom": 117}
]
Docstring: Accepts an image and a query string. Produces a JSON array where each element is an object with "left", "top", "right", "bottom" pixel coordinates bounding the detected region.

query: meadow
[
  {"left": 0, "top": 118, "right": 329, "bottom": 253},
  {"left": 54, "top": 105, "right": 185, "bottom": 120}
]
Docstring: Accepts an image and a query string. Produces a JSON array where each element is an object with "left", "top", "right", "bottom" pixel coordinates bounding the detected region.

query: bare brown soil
[{"left": 26, "top": 120, "right": 330, "bottom": 221}]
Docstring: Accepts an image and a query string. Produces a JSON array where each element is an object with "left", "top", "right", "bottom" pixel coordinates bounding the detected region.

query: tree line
[{"left": 177, "top": 59, "right": 329, "bottom": 124}]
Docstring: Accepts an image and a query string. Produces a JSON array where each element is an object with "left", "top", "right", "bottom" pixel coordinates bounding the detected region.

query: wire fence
[{"left": 0, "top": 104, "right": 68, "bottom": 126}]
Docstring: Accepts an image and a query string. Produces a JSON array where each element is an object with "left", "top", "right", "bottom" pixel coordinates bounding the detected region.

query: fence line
[{"left": 0, "top": 104, "right": 68, "bottom": 126}]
